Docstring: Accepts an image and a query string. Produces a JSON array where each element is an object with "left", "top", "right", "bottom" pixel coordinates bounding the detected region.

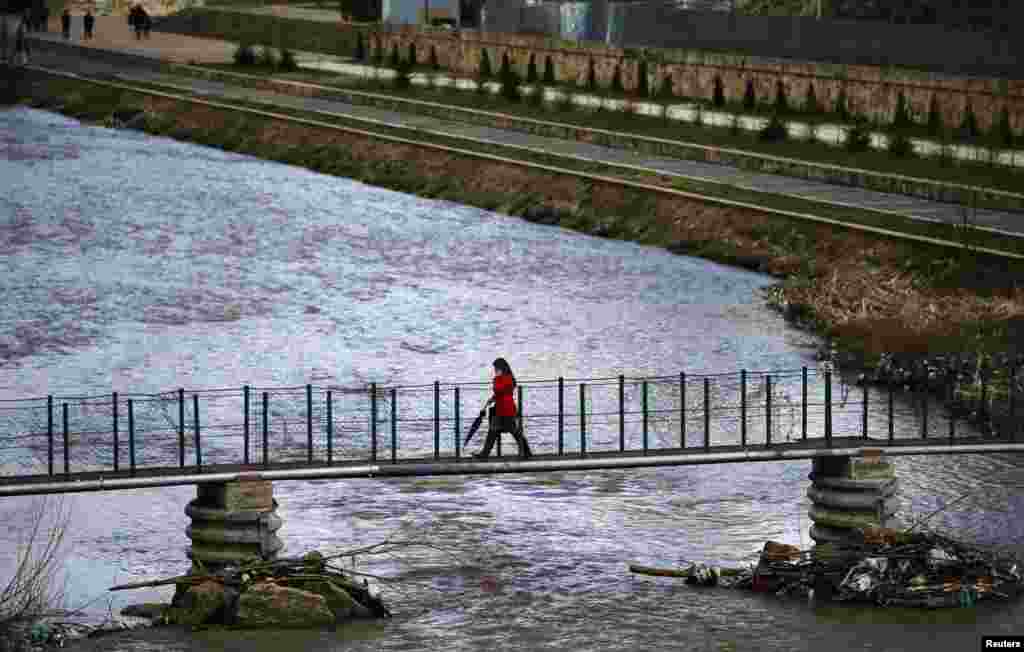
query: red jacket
[{"left": 493, "top": 373, "right": 517, "bottom": 417}]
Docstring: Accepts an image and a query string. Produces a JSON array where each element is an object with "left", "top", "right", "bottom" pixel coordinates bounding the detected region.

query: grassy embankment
[
  {"left": 3, "top": 65, "right": 1022, "bottom": 439},
  {"left": 154, "top": 9, "right": 1024, "bottom": 194}
]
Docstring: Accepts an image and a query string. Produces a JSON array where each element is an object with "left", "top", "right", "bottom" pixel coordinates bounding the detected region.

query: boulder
[
  {"left": 121, "top": 603, "right": 170, "bottom": 620},
  {"left": 166, "top": 580, "right": 225, "bottom": 626},
  {"left": 283, "top": 579, "right": 371, "bottom": 620},
  {"left": 236, "top": 582, "right": 335, "bottom": 627}
]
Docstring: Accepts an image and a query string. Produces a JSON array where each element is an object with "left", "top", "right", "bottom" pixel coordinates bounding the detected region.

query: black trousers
[{"left": 477, "top": 414, "right": 532, "bottom": 458}]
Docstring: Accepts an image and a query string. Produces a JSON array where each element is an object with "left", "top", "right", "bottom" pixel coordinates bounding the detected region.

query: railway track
[{"left": 24, "top": 63, "right": 1024, "bottom": 262}]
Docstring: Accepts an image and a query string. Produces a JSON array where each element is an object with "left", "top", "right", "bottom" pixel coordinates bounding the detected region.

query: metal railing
[{"left": 0, "top": 365, "right": 1018, "bottom": 482}]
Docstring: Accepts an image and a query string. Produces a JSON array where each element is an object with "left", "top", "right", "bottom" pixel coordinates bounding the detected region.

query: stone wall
[{"left": 367, "top": 25, "right": 1024, "bottom": 135}]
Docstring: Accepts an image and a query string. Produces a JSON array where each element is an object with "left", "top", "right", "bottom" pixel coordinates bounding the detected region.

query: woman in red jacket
[{"left": 473, "top": 358, "right": 533, "bottom": 460}]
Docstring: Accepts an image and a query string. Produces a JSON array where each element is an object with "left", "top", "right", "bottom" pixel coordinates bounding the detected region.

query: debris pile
[
  {"left": 631, "top": 529, "right": 1024, "bottom": 609},
  {"left": 754, "top": 530, "right": 1024, "bottom": 607},
  {"left": 109, "top": 551, "right": 391, "bottom": 628}
]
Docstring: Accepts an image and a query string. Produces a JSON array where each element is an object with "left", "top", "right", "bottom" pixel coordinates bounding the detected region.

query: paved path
[{"left": 19, "top": 32, "right": 1024, "bottom": 239}]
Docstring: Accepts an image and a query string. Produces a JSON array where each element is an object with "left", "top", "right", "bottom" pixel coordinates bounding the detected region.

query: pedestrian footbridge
[{"left": 1, "top": 368, "right": 1019, "bottom": 564}]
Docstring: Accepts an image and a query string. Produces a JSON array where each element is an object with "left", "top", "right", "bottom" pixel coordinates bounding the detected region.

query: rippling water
[{"left": 1, "top": 107, "right": 1022, "bottom": 651}]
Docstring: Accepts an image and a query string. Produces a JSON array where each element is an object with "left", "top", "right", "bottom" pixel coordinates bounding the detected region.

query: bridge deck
[{"left": 2, "top": 435, "right": 1019, "bottom": 496}]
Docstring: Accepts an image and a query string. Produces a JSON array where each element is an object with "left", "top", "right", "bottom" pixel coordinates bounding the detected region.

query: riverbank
[{"left": 4, "top": 64, "right": 1021, "bottom": 440}]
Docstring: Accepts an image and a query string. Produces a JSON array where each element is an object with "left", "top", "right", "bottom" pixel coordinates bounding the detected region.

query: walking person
[
  {"left": 1, "top": 14, "right": 9, "bottom": 63},
  {"left": 141, "top": 8, "right": 151, "bottom": 39},
  {"left": 472, "top": 358, "right": 533, "bottom": 460},
  {"left": 83, "top": 10, "right": 94, "bottom": 39},
  {"left": 61, "top": 8, "right": 70, "bottom": 39},
  {"left": 14, "top": 15, "right": 29, "bottom": 65},
  {"left": 129, "top": 5, "right": 141, "bottom": 40}
]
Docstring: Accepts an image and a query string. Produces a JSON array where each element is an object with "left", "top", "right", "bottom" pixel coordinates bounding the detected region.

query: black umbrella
[{"left": 463, "top": 407, "right": 489, "bottom": 447}]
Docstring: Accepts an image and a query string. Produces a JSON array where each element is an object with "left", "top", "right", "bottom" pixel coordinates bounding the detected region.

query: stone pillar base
[
  {"left": 807, "top": 451, "right": 899, "bottom": 546},
  {"left": 185, "top": 479, "right": 283, "bottom": 573}
]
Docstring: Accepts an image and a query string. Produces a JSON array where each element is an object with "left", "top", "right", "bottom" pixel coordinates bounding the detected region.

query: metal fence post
[
  {"left": 262, "top": 391, "right": 269, "bottom": 467},
  {"left": 371, "top": 383, "right": 378, "bottom": 462},
  {"left": 558, "top": 376, "right": 564, "bottom": 456},
  {"left": 128, "top": 398, "right": 136, "bottom": 476},
  {"left": 307, "top": 384, "right": 313, "bottom": 464},
  {"left": 921, "top": 388, "right": 928, "bottom": 439},
  {"left": 740, "top": 369, "right": 747, "bottom": 447},
  {"left": 194, "top": 394, "right": 201, "bottom": 471},
  {"left": 949, "top": 377, "right": 955, "bottom": 444},
  {"left": 455, "top": 386, "right": 461, "bottom": 459},
  {"left": 680, "top": 372, "right": 686, "bottom": 448},
  {"left": 62, "top": 403, "right": 69, "bottom": 475},
  {"left": 391, "top": 388, "right": 397, "bottom": 463},
  {"left": 703, "top": 378, "right": 710, "bottom": 450},
  {"left": 618, "top": 375, "right": 625, "bottom": 452},
  {"left": 433, "top": 380, "right": 440, "bottom": 460},
  {"left": 862, "top": 381, "right": 868, "bottom": 439},
  {"left": 580, "top": 383, "right": 587, "bottom": 457},
  {"left": 980, "top": 359, "right": 989, "bottom": 422},
  {"left": 1010, "top": 362, "right": 1017, "bottom": 440},
  {"left": 518, "top": 385, "right": 525, "bottom": 450},
  {"left": 178, "top": 388, "right": 185, "bottom": 468},
  {"left": 888, "top": 379, "right": 894, "bottom": 443},
  {"left": 113, "top": 392, "right": 119, "bottom": 472},
  {"left": 327, "top": 390, "right": 334, "bottom": 465},
  {"left": 47, "top": 395, "right": 53, "bottom": 477},
  {"left": 642, "top": 380, "right": 648, "bottom": 455},
  {"left": 802, "top": 367, "right": 808, "bottom": 440},
  {"left": 825, "top": 371, "right": 832, "bottom": 444},
  {"left": 244, "top": 385, "right": 250, "bottom": 465}
]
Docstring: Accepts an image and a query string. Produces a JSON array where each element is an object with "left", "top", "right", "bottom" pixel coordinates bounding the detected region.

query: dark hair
[{"left": 493, "top": 358, "right": 516, "bottom": 387}]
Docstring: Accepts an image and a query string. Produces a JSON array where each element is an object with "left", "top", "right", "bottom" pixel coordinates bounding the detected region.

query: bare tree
[{"left": 0, "top": 497, "right": 70, "bottom": 630}]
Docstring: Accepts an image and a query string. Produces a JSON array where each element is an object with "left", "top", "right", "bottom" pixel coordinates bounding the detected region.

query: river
[{"left": 1, "top": 106, "right": 1022, "bottom": 651}]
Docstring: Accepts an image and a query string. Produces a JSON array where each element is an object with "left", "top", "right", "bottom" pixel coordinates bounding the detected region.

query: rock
[
  {"left": 284, "top": 579, "right": 368, "bottom": 620},
  {"left": 236, "top": 582, "right": 335, "bottom": 628},
  {"left": 166, "top": 580, "right": 225, "bottom": 626},
  {"left": 121, "top": 603, "right": 170, "bottom": 620}
]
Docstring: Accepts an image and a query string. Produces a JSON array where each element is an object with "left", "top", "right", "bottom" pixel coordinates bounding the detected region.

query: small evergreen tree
[
  {"left": 712, "top": 75, "right": 725, "bottom": 107},
  {"left": 587, "top": 58, "right": 597, "bottom": 91},
  {"left": 527, "top": 53, "right": 538, "bottom": 84},
  {"left": 887, "top": 131, "right": 914, "bottom": 157},
  {"left": 611, "top": 62, "right": 624, "bottom": 94},
  {"left": 499, "top": 52, "right": 521, "bottom": 102},
  {"left": 430, "top": 45, "right": 440, "bottom": 70},
  {"left": 743, "top": 79, "right": 756, "bottom": 110},
  {"left": 773, "top": 79, "right": 789, "bottom": 114},
  {"left": 373, "top": 39, "right": 383, "bottom": 65},
  {"left": 544, "top": 56, "right": 556, "bottom": 84},
  {"left": 959, "top": 103, "right": 979, "bottom": 141},
  {"left": 835, "top": 85, "right": 849, "bottom": 121},
  {"left": 479, "top": 49, "right": 493, "bottom": 78},
  {"left": 805, "top": 82, "right": 820, "bottom": 114},
  {"left": 997, "top": 105, "right": 1015, "bottom": 147},
  {"left": 636, "top": 59, "right": 650, "bottom": 98},
  {"left": 499, "top": 51, "right": 512, "bottom": 79},
  {"left": 658, "top": 74, "right": 674, "bottom": 100},
  {"left": 354, "top": 32, "right": 365, "bottom": 62},
  {"left": 408, "top": 42, "right": 417, "bottom": 67},
  {"left": 845, "top": 117, "right": 872, "bottom": 152},
  {"left": 279, "top": 48, "right": 298, "bottom": 71},
  {"left": 893, "top": 90, "right": 911, "bottom": 129},
  {"left": 233, "top": 43, "right": 257, "bottom": 66},
  {"left": 926, "top": 95, "right": 943, "bottom": 136},
  {"left": 389, "top": 42, "right": 401, "bottom": 68},
  {"left": 760, "top": 113, "right": 788, "bottom": 142}
]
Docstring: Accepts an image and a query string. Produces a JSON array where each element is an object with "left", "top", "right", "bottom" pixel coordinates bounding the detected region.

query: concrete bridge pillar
[
  {"left": 807, "top": 451, "right": 899, "bottom": 546},
  {"left": 185, "top": 476, "right": 284, "bottom": 572}
]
